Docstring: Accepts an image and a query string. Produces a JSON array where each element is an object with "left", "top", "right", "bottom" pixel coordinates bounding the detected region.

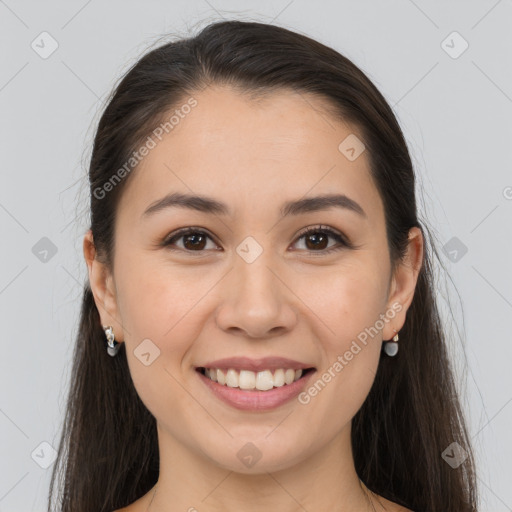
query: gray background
[{"left": 1, "top": 0, "right": 511, "bottom": 510}]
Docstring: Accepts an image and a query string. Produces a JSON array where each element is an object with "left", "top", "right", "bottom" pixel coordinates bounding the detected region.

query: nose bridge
[
  {"left": 233, "top": 237, "right": 281, "bottom": 308},
  {"left": 215, "top": 237, "right": 297, "bottom": 337}
]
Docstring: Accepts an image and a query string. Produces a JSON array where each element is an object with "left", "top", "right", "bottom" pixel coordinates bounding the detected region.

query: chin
[{"left": 199, "top": 435, "right": 308, "bottom": 475}]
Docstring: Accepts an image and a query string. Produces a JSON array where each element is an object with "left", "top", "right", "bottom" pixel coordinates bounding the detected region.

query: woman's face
[{"left": 86, "top": 85, "right": 421, "bottom": 474}]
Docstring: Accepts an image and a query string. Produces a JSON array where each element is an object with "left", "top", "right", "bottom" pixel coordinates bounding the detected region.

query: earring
[
  {"left": 383, "top": 330, "right": 399, "bottom": 357},
  {"left": 103, "top": 325, "right": 121, "bottom": 357}
]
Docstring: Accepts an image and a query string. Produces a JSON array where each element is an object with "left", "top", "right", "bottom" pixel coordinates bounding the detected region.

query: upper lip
[{"left": 198, "top": 357, "right": 315, "bottom": 372}]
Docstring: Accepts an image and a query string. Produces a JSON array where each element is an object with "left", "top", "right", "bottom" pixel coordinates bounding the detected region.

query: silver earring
[
  {"left": 103, "top": 325, "right": 121, "bottom": 357},
  {"left": 383, "top": 330, "right": 399, "bottom": 357}
]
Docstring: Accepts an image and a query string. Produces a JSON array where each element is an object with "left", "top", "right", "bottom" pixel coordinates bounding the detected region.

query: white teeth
[
  {"left": 226, "top": 369, "right": 238, "bottom": 388},
  {"left": 273, "top": 368, "right": 285, "bottom": 387},
  {"left": 256, "top": 370, "right": 274, "bottom": 391},
  {"left": 202, "top": 367, "right": 306, "bottom": 390},
  {"left": 239, "top": 370, "right": 256, "bottom": 390},
  {"left": 285, "top": 369, "right": 296, "bottom": 385}
]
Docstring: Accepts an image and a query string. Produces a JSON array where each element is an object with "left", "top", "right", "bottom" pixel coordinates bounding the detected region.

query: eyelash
[{"left": 161, "top": 224, "right": 351, "bottom": 256}]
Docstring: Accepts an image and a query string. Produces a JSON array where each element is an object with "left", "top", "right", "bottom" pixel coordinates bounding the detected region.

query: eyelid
[
  {"left": 291, "top": 224, "right": 352, "bottom": 254},
  {"left": 162, "top": 226, "right": 215, "bottom": 243},
  {"left": 295, "top": 224, "right": 349, "bottom": 245},
  {"left": 162, "top": 224, "right": 353, "bottom": 254},
  {"left": 161, "top": 226, "right": 220, "bottom": 252}
]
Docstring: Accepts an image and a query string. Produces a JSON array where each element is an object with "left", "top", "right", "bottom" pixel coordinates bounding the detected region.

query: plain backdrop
[{"left": 0, "top": 1, "right": 511, "bottom": 510}]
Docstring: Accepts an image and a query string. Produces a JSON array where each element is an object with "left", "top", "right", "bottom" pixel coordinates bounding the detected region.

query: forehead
[{"left": 119, "top": 85, "right": 383, "bottom": 223}]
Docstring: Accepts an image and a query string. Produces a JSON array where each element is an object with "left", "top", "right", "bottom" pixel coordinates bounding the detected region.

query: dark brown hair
[{"left": 48, "top": 19, "right": 478, "bottom": 512}]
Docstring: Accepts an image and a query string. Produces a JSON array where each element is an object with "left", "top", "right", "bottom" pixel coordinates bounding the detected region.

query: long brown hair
[{"left": 48, "top": 20, "right": 478, "bottom": 511}]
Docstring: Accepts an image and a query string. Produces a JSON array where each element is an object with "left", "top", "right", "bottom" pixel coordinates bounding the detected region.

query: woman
[{"left": 48, "top": 20, "right": 478, "bottom": 512}]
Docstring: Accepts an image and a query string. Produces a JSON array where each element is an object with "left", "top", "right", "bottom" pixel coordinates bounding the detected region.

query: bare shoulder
[
  {"left": 113, "top": 506, "right": 142, "bottom": 512},
  {"left": 112, "top": 495, "right": 156, "bottom": 512},
  {"left": 112, "top": 504, "right": 137, "bottom": 512},
  {"left": 114, "top": 498, "right": 413, "bottom": 512},
  {"left": 384, "top": 500, "right": 414, "bottom": 511},
  {"left": 376, "top": 494, "right": 413, "bottom": 512},
  {"left": 392, "top": 505, "right": 414, "bottom": 512},
  {"left": 112, "top": 488, "right": 155, "bottom": 512}
]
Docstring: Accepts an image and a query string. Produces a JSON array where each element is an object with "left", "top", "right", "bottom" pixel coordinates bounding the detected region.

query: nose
[{"left": 215, "top": 250, "right": 298, "bottom": 339}]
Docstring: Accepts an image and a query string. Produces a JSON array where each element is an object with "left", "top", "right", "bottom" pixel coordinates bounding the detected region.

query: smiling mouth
[{"left": 196, "top": 367, "right": 316, "bottom": 391}]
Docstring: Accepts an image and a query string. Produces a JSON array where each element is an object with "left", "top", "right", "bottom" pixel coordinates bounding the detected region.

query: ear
[
  {"left": 382, "top": 226, "right": 424, "bottom": 341},
  {"left": 83, "top": 229, "right": 124, "bottom": 342}
]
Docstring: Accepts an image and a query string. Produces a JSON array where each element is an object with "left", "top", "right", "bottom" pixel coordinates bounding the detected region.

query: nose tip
[{"left": 214, "top": 259, "right": 298, "bottom": 339}]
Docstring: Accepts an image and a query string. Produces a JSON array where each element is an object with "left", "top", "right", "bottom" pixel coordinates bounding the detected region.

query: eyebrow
[{"left": 141, "top": 192, "right": 367, "bottom": 219}]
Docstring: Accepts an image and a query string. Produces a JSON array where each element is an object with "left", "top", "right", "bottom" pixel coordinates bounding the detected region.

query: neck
[{"left": 145, "top": 422, "right": 380, "bottom": 512}]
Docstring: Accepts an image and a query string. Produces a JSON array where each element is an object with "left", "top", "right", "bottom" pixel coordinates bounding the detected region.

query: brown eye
[
  {"left": 181, "top": 232, "right": 207, "bottom": 250},
  {"left": 292, "top": 225, "right": 349, "bottom": 254},
  {"left": 304, "top": 231, "right": 329, "bottom": 250},
  {"left": 163, "top": 228, "right": 218, "bottom": 252},
  {"left": 162, "top": 225, "right": 350, "bottom": 256}
]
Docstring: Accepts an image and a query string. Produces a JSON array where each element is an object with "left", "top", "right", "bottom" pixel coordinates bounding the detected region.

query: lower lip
[{"left": 197, "top": 369, "right": 315, "bottom": 411}]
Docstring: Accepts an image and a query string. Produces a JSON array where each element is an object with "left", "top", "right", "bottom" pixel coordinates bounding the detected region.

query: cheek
[
  {"left": 113, "top": 254, "right": 202, "bottom": 421},
  {"left": 294, "top": 264, "right": 388, "bottom": 435},
  {"left": 114, "top": 252, "right": 219, "bottom": 367},
  {"left": 115, "top": 247, "right": 198, "bottom": 327},
  {"left": 302, "top": 257, "right": 389, "bottom": 392},
  {"left": 303, "top": 257, "right": 389, "bottom": 342}
]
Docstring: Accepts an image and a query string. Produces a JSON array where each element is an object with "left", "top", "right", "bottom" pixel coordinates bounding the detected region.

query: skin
[{"left": 84, "top": 85, "right": 422, "bottom": 512}]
